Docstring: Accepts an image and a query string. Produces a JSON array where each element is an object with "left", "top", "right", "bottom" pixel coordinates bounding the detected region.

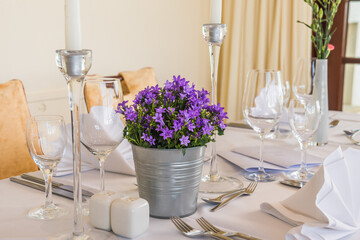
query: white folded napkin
[
  {"left": 218, "top": 145, "right": 322, "bottom": 172},
  {"left": 260, "top": 147, "right": 360, "bottom": 240},
  {"left": 55, "top": 107, "right": 135, "bottom": 176}
]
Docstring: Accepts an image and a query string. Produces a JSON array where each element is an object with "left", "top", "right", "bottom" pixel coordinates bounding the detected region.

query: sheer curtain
[{"left": 218, "top": 0, "right": 312, "bottom": 122}]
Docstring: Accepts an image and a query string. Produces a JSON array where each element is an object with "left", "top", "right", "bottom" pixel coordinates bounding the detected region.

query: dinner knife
[
  {"left": 20, "top": 174, "right": 94, "bottom": 198},
  {"left": 10, "top": 176, "right": 86, "bottom": 202},
  {"left": 280, "top": 179, "right": 306, "bottom": 188}
]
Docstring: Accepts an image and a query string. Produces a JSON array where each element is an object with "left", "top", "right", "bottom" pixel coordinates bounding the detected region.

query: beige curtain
[{"left": 218, "top": 0, "right": 312, "bottom": 123}]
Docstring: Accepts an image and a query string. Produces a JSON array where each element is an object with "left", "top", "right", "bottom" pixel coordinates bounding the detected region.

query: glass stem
[
  {"left": 300, "top": 141, "right": 308, "bottom": 172},
  {"left": 258, "top": 133, "right": 266, "bottom": 173},
  {"left": 41, "top": 168, "right": 54, "bottom": 209},
  {"left": 68, "top": 78, "right": 84, "bottom": 237},
  {"left": 208, "top": 43, "right": 221, "bottom": 182},
  {"left": 98, "top": 156, "right": 106, "bottom": 192}
]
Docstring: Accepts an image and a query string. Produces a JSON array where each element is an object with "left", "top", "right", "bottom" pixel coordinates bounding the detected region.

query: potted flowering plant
[
  {"left": 116, "top": 75, "right": 227, "bottom": 150},
  {"left": 116, "top": 75, "right": 228, "bottom": 218}
]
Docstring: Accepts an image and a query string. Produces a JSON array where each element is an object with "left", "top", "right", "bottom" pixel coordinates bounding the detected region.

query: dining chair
[
  {"left": 84, "top": 67, "right": 158, "bottom": 111},
  {"left": 0, "top": 79, "right": 38, "bottom": 180},
  {"left": 108, "top": 67, "right": 158, "bottom": 103}
]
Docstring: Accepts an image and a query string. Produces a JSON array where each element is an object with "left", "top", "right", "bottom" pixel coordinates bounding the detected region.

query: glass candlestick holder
[
  {"left": 56, "top": 49, "right": 92, "bottom": 239},
  {"left": 200, "top": 24, "right": 243, "bottom": 193}
]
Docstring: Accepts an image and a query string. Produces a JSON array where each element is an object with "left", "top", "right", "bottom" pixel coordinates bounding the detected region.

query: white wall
[{"left": 0, "top": 0, "right": 211, "bottom": 122}]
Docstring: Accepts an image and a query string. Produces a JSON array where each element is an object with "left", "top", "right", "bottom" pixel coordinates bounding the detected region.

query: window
[{"left": 329, "top": 0, "right": 360, "bottom": 112}]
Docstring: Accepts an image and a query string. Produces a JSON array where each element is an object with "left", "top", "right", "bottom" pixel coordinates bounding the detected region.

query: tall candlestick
[
  {"left": 210, "top": 0, "right": 222, "bottom": 23},
  {"left": 65, "top": 0, "right": 82, "bottom": 50}
]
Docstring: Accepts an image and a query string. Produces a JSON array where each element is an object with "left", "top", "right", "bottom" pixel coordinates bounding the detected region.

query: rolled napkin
[
  {"left": 218, "top": 145, "right": 322, "bottom": 172},
  {"left": 260, "top": 147, "right": 360, "bottom": 239}
]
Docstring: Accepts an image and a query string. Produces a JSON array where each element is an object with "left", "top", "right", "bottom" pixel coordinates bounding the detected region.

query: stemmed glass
[
  {"left": 80, "top": 78, "right": 125, "bottom": 192},
  {"left": 200, "top": 23, "right": 243, "bottom": 193},
  {"left": 287, "top": 99, "right": 321, "bottom": 180},
  {"left": 26, "top": 115, "right": 68, "bottom": 220},
  {"left": 267, "top": 80, "right": 290, "bottom": 139},
  {"left": 293, "top": 58, "right": 316, "bottom": 103},
  {"left": 242, "top": 70, "right": 284, "bottom": 182}
]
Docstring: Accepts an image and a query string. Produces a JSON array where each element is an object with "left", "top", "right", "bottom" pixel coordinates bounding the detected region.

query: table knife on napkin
[
  {"left": 10, "top": 176, "right": 86, "bottom": 202},
  {"left": 20, "top": 174, "right": 94, "bottom": 198}
]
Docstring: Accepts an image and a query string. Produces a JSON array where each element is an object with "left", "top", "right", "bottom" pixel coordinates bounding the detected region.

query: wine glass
[
  {"left": 287, "top": 99, "right": 321, "bottom": 180},
  {"left": 80, "top": 77, "right": 125, "bottom": 192},
  {"left": 267, "top": 80, "right": 290, "bottom": 139},
  {"left": 26, "top": 115, "right": 68, "bottom": 220},
  {"left": 293, "top": 58, "right": 316, "bottom": 103},
  {"left": 242, "top": 69, "right": 284, "bottom": 182}
]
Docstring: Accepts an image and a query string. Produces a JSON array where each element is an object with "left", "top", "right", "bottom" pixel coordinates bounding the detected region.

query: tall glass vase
[
  {"left": 199, "top": 24, "right": 242, "bottom": 193},
  {"left": 56, "top": 49, "right": 92, "bottom": 239},
  {"left": 312, "top": 59, "right": 328, "bottom": 145}
]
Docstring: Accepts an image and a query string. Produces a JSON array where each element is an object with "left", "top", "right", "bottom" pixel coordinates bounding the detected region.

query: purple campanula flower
[
  {"left": 160, "top": 127, "right": 173, "bottom": 140},
  {"left": 219, "top": 122, "right": 226, "bottom": 130},
  {"left": 179, "top": 110, "right": 190, "bottom": 122},
  {"left": 173, "top": 119, "right": 183, "bottom": 131},
  {"left": 202, "top": 123, "right": 214, "bottom": 136},
  {"left": 164, "top": 80, "right": 173, "bottom": 90},
  {"left": 141, "top": 133, "right": 156, "bottom": 146},
  {"left": 155, "top": 107, "right": 166, "bottom": 114},
  {"left": 179, "top": 135, "right": 190, "bottom": 146},
  {"left": 124, "top": 107, "right": 137, "bottom": 121},
  {"left": 187, "top": 121, "right": 195, "bottom": 132},
  {"left": 153, "top": 112, "right": 165, "bottom": 126}
]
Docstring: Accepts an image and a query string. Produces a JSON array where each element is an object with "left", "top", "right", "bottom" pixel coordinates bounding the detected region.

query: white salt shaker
[
  {"left": 89, "top": 191, "right": 122, "bottom": 231},
  {"left": 111, "top": 196, "right": 149, "bottom": 238}
]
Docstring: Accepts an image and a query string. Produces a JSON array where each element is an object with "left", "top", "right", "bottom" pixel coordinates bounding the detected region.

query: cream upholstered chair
[
  {"left": 0, "top": 79, "right": 38, "bottom": 180},
  {"left": 118, "top": 67, "right": 158, "bottom": 103},
  {"left": 85, "top": 67, "right": 158, "bottom": 111}
]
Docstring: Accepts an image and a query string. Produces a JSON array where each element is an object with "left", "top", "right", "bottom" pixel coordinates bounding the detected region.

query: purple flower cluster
[{"left": 116, "top": 75, "right": 228, "bottom": 149}]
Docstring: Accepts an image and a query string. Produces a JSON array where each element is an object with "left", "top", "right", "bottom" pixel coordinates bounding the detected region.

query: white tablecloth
[{"left": 1, "top": 111, "right": 360, "bottom": 239}]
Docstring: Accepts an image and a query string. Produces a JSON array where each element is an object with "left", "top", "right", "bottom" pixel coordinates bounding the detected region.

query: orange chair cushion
[{"left": 0, "top": 80, "right": 38, "bottom": 180}]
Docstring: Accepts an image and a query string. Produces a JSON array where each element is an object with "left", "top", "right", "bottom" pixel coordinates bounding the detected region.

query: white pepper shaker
[
  {"left": 89, "top": 191, "right": 122, "bottom": 231},
  {"left": 111, "top": 196, "right": 149, "bottom": 238}
]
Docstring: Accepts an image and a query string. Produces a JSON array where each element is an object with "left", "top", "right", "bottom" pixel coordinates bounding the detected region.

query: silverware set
[
  {"left": 170, "top": 216, "right": 261, "bottom": 240},
  {"left": 10, "top": 173, "right": 94, "bottom": 201},
  {"left": 201, "top": 181, "right": 258, "bottom": 212}
]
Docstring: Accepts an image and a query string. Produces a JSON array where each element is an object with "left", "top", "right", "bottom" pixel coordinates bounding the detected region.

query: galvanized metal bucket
[{"left": 131, "top": 144, "right": 205, "bottom": 218}]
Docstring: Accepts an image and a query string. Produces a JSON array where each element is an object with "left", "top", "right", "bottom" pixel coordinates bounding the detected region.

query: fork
[
  {"left": 170, "top": 216, "right": 232, "bottom": 240},
  {"left": 201, "top": 187, "right": 246, "bottom": 204},
  {"left": 210, "top": 181, "right": 258, "bottom": 212},
  {"left": 196, "top": 217, "right": 261, "bottom": 240}
]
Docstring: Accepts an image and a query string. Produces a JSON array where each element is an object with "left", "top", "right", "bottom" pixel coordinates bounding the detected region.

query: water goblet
[
  {"left": 80, "top": 78, "right": 125, "bottom": 192},
  {"left": 26, "top": 115, "right": 68, "bottom": 220},
  {"left": 287, "top": 99, "right": 321, "bottom": 180},
  {"left": 242, "top": 69, "right": 284, "bottom": 182},
  {"left": 267, "top": 80, "right": 290, "bottom": 139},
  {"left": 293, "top": 58, "right": 316, "bottom": 103}
]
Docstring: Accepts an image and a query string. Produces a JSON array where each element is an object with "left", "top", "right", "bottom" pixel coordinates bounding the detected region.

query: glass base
[
  {"left": 28, "top": 203, "right": 68, "bottom": 220},
  {"left": 199, "top": 174, "right": 243, "bottom": 193},
  {"left": 50, "top": 228, "right": 118, "bottom": 240},
  {"left": 287, "top": 169, "right": 314, "bottom": 181},
  {"left": 244, "top": 171, "right": 277, "bottom": 182}
]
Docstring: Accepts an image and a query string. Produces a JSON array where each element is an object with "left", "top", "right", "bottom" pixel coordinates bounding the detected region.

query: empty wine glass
[
  {"left": 288, "top": 99, "right": 321, "bottom": 180},
  {"left": 242, "top": 70, "right": 284, "bottom": 182},
  {"left": 26, "top": 115, "right": 68, "bottom": 220},
  {"left": 293, "top": 58, "right": 316, "bottom": 103},
  {"left": 80, "top": 78, "right": 125, "bottom": 192},
  {"left": 267, "top": 80, "right": 290, "bottom": 139}
]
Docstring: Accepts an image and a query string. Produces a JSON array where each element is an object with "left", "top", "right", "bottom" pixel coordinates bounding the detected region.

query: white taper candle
[
  {"left": 210, "top": 0, "right": 222, "bottom": 23},
  {"left": 65, "top": 0, "right": 82, "bottom": 50}
]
